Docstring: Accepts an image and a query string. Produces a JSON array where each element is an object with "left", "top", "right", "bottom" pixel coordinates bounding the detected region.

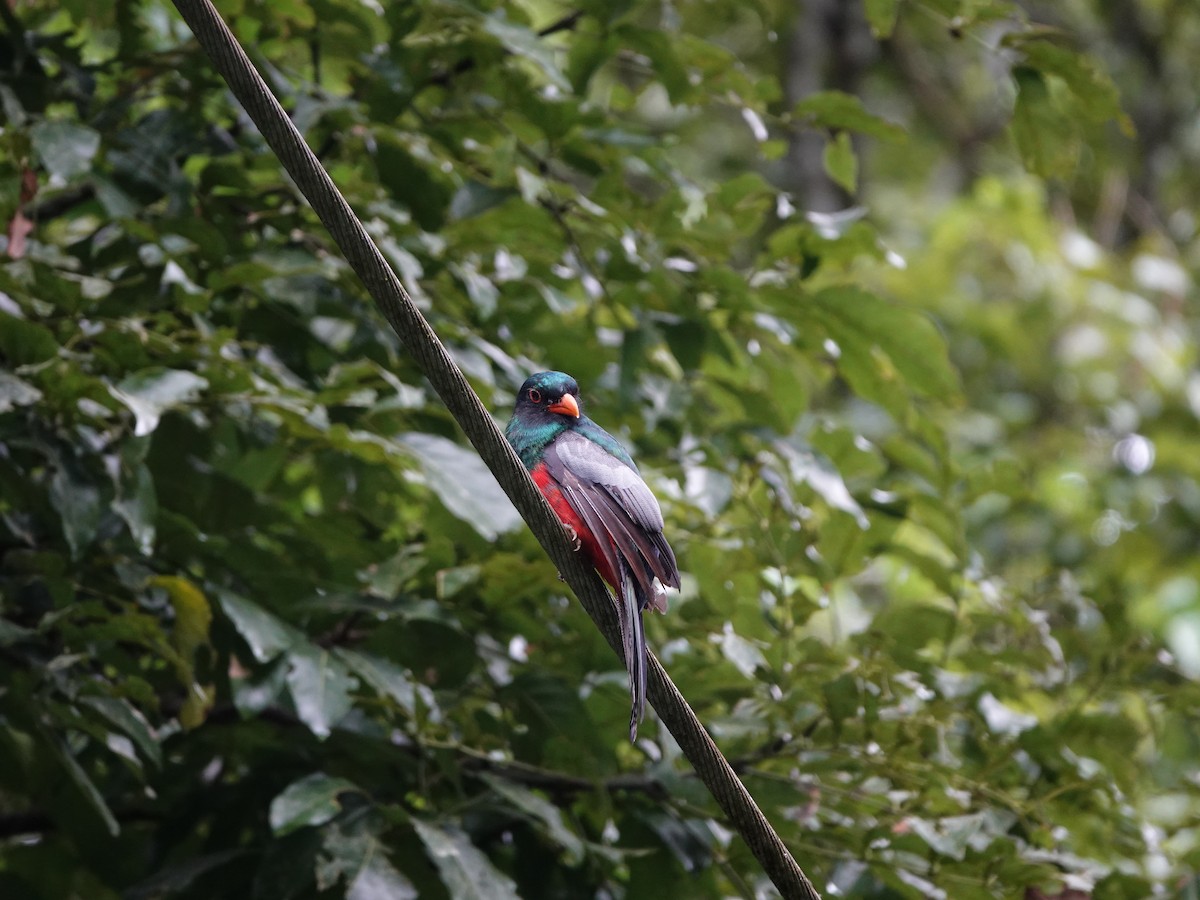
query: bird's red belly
[{"left": 531, "top": 462, "right": 618, "bottom": 587}]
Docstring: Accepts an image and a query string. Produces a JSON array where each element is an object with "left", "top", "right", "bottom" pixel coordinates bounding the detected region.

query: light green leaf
[
  {"left": 812, "top": 287, "right": 959, "bottom": 404},
  {"left": 270, "top": 772, "right": 361, "bottom": 835},
  {"left": 778, "top": 442, "right": 868, "bottom": 528},
  {"left": 908, "top": 810, "right": 1019, "bottom": 861},
  {"left": 398, "top": 433, "right": 522, "bottom": 540},
  {"left": 717, "top": 623, "right": 767, "bottom": 678},
  {"left": 794, "top": 91, "right": 906, "bottom": 141},
  {"left": 863, "top": 0, "right": 899, "bottom": 38},
  {"left": 823, "top": 131, "right": 857, "bottom": 194},
  {"left": 1167, "top": 612, "right": 1200, "bottom": 679},
  {"left": 109, "top": 368, "right": 208, "bottom": 437},
  {"left": 413, "top": 819, "right": 520, "bottom": 900}
]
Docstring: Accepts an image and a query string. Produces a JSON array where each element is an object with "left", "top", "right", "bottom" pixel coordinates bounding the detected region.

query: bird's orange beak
[{"left": 548, "top": 394, "right": 580, "bottom": 418}]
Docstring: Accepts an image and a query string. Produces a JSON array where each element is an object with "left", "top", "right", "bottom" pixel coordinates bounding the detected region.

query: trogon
[{"left": 505, "top": 371, "right": 680, "bottom": 741}]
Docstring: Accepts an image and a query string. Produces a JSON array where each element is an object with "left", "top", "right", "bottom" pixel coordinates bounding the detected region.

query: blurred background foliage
[{"left": 2, "top": 0, "right": 1199, "bottom": 897}]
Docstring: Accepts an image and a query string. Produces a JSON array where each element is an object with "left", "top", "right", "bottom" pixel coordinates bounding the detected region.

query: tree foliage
[{"left": 2, "top": 0, "right": 1199, "bottom": 897}]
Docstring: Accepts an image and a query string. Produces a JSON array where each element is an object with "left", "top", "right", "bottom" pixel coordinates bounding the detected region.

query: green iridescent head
[{"left": 505, "top": 371, "right": 583, "bottom": 465}]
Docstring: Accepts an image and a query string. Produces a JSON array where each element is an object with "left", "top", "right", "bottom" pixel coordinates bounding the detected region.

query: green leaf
[
  {"left": 398, "top": 433, "right": 522, "bottom": 540},
  {"left": 413, "top": 819, "right": 520, "bottom": 900},
  {"left": 318, "top": 818, "right": 417, "bottom": 899},
  {"left": 717, "top": 623, "right": 767, "bottom": 678},
  {"left": 1010, "top": 68, "right": 1079, "bottom": 179},
  {"left": 269, "top": 772, "right": 361, "bottom": 835},
  {"left": 49, "top": 454, "right": 102, "bottom": 559},
  {"left": 778, "top": 442, "right": 869, "bottom": 527},
  {"left": 109, "top": 369, "right": 209, "bottom": 437},
  {"left": 0, "top": 314, "right": 58, "bottom": 366},
  {"left": 285, "top": 645, "right": 358, "bottom": 739},
  {"left": 375, "top": 140, "right": 453, "bottom": 231},
  {"left": 42, "top": 726, "right": 120, "bottom": 837},
  {"left": 113, "top": 455, "right": 157, "bottom": 555},
  {"left": 823, "top": 131, "right": 858, "bottom": 194},
  {"left": 31, "top": 119, "right": 101, "bottom": 179},
  {"left": 481, "top": 775, "right": 585, "bottom": 864},
  {"left": 483, "top": 14, "right": 571, "bottom": 92},
  {"left": 1008, "top": 36, "right": 1133, "bottom": 133},
  {"left": 794, "top": 91, "right": 906, "bottom": 141},
  {"left": 153, "top": 575, "right": 214, "bottom": 728},
  {"left": 218, "top": 590, "right": 299, "bottom": 663},
  {"left": 78, "top": 695, "right": 162, "bottom": 770},
  {"left": 812, "top": 287, "right": 959, "bottom": 405},
  {"left": 863, "top": 0, "right": 899, "bottom": 38},
  {"left": 907, "top": 810, "right": 1019, "bottom": 861},
  {"left": 449, "top": 181, "right": 515, "bottom": 221},
  {"left": 335, "top": 649, "right": 417, "bottom": 713},
  {"left": 619, "top": 26, "right": 691, "bottom": 103},
  {"left": 0, "top": 371, "right": 43, "bottom": 412},
  {"left": 0, "top": 619, "right": 36, "bottom": 645}
]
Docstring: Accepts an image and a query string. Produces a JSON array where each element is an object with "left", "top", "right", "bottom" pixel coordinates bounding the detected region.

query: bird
[{"left": 505, "top": 371, "right": 680, "bottom": 741}]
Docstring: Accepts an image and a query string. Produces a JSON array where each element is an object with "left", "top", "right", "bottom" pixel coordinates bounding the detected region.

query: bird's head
[{"left": 513, "top": 371, "right": 582, "bottom": 423}]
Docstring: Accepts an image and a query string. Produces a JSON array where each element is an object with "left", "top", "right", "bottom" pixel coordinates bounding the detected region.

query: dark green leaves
[
  {"left": 285, "top": 645, "right": 359, "bottom": 740},
  {"left": 31, "top": 120, "right": 100, "bottom": 179},
  {"left": 49, "top": 452, "right": 102, "bottom": 558},
  {"left": 270, "top": 773, "right": 362, "bottom": 835},
  {"left": 219, "top": 591, "right": 359, "bottom": 740},
  {"left": 319, "top": 819, "right": 418, "bottom": 899},
  {"left": 0, "top": 314, "right": 58, "bottom": 365},
  {"left": 412, "top": 820, "right": 520, "bottom": 900},
  {"left": 1, "top": 2, "right": 1192, "bottom": 899}
]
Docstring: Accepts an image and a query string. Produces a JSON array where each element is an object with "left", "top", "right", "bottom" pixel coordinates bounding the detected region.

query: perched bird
[{"left": 505, "top": 371, "right": 680, "bottom": 741}]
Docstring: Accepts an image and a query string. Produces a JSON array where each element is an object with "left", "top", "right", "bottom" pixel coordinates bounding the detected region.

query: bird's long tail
[{"left": 617, "top": 559, "right": 648, "bottom": 742}]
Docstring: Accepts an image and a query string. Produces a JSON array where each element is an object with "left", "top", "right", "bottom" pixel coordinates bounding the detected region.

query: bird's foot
[{"left": 563, "top": 523, "right": 581, "bottom": 552}]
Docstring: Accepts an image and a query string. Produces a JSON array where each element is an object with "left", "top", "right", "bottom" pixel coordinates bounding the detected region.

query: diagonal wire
[{"left": 168, "top": 1, "right": 821, "bottom": 896}]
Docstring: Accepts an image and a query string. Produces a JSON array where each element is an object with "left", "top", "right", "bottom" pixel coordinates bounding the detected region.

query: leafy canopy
[{"left": 2, "top": 0, "right": 1199, "bottom": 898}]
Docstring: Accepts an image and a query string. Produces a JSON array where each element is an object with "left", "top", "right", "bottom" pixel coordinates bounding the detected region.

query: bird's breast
[{"left": 530, "top": 462, "right": 618, "bottom": 587}]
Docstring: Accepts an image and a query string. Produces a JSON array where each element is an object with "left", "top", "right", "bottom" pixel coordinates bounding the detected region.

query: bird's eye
[{"left": 528, "top": 389, "right": 542, "bottom": 404}]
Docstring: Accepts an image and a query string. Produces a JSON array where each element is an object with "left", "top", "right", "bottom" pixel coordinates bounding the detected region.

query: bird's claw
[{"left": 563, "top": 523, "right": 581, "bottom": 552}]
